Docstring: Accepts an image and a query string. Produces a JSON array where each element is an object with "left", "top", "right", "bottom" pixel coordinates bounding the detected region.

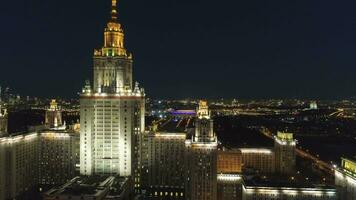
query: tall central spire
[
  {"left": 93, "top": 0, "right": 128, "bottom": 58},
  {"left": 111, "top": 0, "right": 118, "bottom": 21}
]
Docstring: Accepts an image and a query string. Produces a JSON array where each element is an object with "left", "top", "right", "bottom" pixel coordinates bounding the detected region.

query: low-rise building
[
  {"left": 242, "top": 176, "right": 338, "bottom": 200},
  {"left": 240, "top": 148, "right": 275, "bottom": 173},
  {"left": 43, "top": 176, "right": 132, "bottom": 200},
  {"left": 218, "top": 150, "right": 242, "bottom": 173}
]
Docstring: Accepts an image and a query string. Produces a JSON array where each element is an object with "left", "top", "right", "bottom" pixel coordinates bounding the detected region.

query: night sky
[{"left": 1, "top": 0, "right": 356, "bottom": 99}]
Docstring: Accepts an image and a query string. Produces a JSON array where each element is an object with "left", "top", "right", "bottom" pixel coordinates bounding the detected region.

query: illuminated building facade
[
  {"left": 39, "top": 132, "right": 78, "bottom": 185},
  {"left": 218, "top": 149, "right": 242, "bottom": 173},
  {"left": 274, "top": 132, "right": 296, "bottom": 175},
  {"left": 335, "top": 157, "right": 356, "bottom": 200},
  {"left": 0, "top": 132, "right": 78, "bottom": 199},
  {"left": 242, "top": 182, "right": 337, "bottom": 200},
  {"left": 4, "top": 133, "right": 39, "bottom": 199},
  {"left": 310, "top": 101, "right": 318, "bottom": 110},
  {"left": 240, "top": 148, "right": 275, "bottom": 174},
  {"left": 0, "top": 140, "right": 5, "bottom": 200},
  {"left": 0, "top": 114, "right": 7, "bottom": 136},
  {"left": 80, "top": 0, "right": 145, "bottom": 178},
  {"left": 0, "top": 103, "right": 7, "bottom": 136},
  {"left": 45, "top": 99, "right": 64, "bottom": 130},
  {"left": 141, "top": 132, "right": 186, "bottom": 199},
  {"left": 185, "top": 101, "right": 218, "bottom": 200},
  {"left": 217, "top": 174, "right": 242, "bottom": 200}
]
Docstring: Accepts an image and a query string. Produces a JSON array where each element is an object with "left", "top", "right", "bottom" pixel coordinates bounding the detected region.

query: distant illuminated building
[
  {"left": 335, "top": 157, "right": 356, "bottom": 200},
  {"left": 231, "top": 99, "right": 239, "bottom": 107},
  {"left": 45, "top": 99, "right": 65, "bottom": 130},
  {"left": 274, "top": 132, "right": 296, "bottom": 175},
  {"left": 141, "top": 132, "right": 186, "bottom": 199},
  {"left": 0, "top": 104, "right": 7, "bottom": 136},
  {"left": 80, "top": 0, "right": 145, "bottom": 179},
  {"left": 185, "top": 100, "right": 217, "bottom": 200},
  {"left": 240, "top": 148, "right": 275, "bottom": 174},
  {"left": 0, "top": 88, "right": 7, "bottom": 136},
  {"left": 310, "top": 101, "right": 318, "bottom": 110},
  {"left": 218, "top": 149, "right": 242, "bottom": 173}
]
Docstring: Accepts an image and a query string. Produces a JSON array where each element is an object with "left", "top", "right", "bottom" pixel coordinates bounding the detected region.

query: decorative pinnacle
[{"left": 111, "top": 0, "right": 118, "bottom": 21}]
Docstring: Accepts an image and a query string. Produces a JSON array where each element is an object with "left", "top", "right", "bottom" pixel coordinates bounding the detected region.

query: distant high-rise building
[
  {"left": 335, "top": 157, "right": 356, "bottom": 200},
  {"left": 310, "top": 101, "right": 318, "bottom": 110},
  {"left": 185, "top": 100, "right": 217, "bottom": 200},
  {"left": 0, "top": 88, "right": 7, "bottom": 136},
  {"left": 0, "top": 107, "right": 7, "bottom": 136},
  {"left": 274, "top": 132, "right": 296, "bottom": 175},
  {"left": 80, "top": 0, "right": 145, "bottom": 179},
  {"left": 45, "top": 99, "right": 64, "bottom": 130}
]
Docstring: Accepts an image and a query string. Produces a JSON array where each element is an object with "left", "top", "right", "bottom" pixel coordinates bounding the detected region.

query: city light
[
  {"left": 0, "top": 0, "right": 354, "bottom": 199},
  {"left": 217, "top": 174, "right": 241, "bottom": 181},
  {"left": 239, "top": 148, "right": 272, "bottom": 154}
]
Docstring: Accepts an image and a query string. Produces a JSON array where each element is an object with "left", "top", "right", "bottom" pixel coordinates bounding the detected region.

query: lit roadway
[
  {"left": 329, "top": 109, "right": 343, "bottom": 117},
  {"left": 260, "top": 127, "right": 335, "bottom": 176}
]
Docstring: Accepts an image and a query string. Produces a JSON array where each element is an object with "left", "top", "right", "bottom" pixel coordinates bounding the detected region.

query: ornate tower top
[
  {"left": 87, "top": 0, "right": 142, "bottom": 95},
  {"left": 94, "top": 0, "right": 129, "bottom": 57},
  {"left": 192, "top": 100, "right": 217, "bottom": 143},
  {"left": 197, "top": 100, "right": 210, "bottom": 119},
  {"left": 49, "top": 99, "right": 59, "bottom": 111},
  {"left": 275, "top": 131, "right": 296, "bottom": 145}
]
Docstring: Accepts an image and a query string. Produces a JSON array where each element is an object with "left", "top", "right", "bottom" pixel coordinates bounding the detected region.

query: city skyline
[
  {"left": 1, "top": 0, "right": 356, "bottom": 99},
  {"left": 0, "top": 1, "right": 355, "bottom": 198}
]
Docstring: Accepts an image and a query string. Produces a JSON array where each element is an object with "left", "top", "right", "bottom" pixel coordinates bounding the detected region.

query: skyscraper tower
[
  {"left": 80, "top": 0, "right": 145, "bottom": 177},
  {"left": 0, "top": 88, "right": 7, "bottom": 136},
  {"left": 274, "top": 131, "right": 296, "bottom": 174},
  {"left": 185, "top": 100, "right": 217, "bottom": 200}
]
